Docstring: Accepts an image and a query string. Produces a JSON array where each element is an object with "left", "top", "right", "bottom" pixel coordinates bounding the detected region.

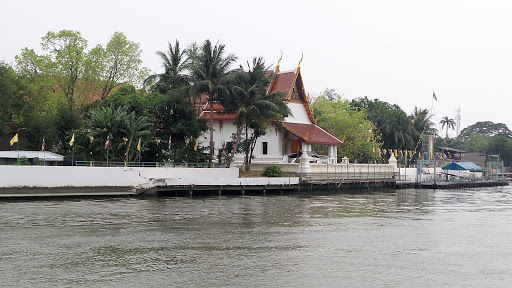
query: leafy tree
[
  {"left": 460, "top": 132, "right": 488, "bottom": 152},
  {"left": 145, "top": 90, "right": 207, "bottom": 162},
  {"left": 187, "top": 39, "right": 237, "bottom": 165},
  {"left": 351, "top": 97, "right": 413, "bottom": 151},
  {"left": 103, "top": 85, "right": 146, "bottom": 115},
  {"left": 458, "top": 121, "right": 512, "bottom": 140},
  {"left": 96, "top": 32, "right": 148, "bottom": 100},
  {"left": 487, "top": 136, "right": 512, "bottom": 166},
  {"left": 16, "top": 30, "right": 88, "bottom": 108},
  {"left": 0, "top": 62, "right": 27, "bottom": 134},
  {"left": 313, "top": 94, "right": 377, "bottom": 163},
  {"left": 440, "top": 116, "right": 456, "bottom": 139},
  {"left": 15, "top": 30, "right": 148, "bottom": 109},
  {"left": 53, "top": 105, "right": 82, "bottom": 155}
]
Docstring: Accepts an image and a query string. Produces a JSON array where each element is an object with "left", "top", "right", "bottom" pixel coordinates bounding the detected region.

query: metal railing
[{"left": 75, "top": 161, "right": 226, "bottom": 168}]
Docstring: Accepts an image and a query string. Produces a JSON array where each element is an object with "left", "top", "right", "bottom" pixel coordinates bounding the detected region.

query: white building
[{"left": 197, "top": 61, "right": 343, "bottom": 165}]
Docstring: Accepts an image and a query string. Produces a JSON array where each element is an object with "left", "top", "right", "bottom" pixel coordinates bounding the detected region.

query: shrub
[
  {"left": 263, "top": 164, "right": 283, "bottom": 177},
  {"left": 16, "top": 156, "right": 29, "bottom": 165}
]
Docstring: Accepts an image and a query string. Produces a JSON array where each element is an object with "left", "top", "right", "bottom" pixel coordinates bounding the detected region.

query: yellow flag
[
  {"left": 137, "top": 138, "right": 141, "bottom": 152},
  {"left": 194, "top": 139, "right": 198, "bottom": 151},
  {"left": 10, "top": 133, "right": 18, "bottom": 146},
  {"left": 69, "top": 133, "right": 75, "bottom": 146}
]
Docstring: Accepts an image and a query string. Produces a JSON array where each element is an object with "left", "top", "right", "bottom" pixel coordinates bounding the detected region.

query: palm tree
[
  {"left": 120, "top": 111, "right": 153, "bottom": 163},
  {"left": 409, "top": 107, "right": 436, "bottom": 151},
  {"left": 440, "top": 116, "right": 456, "bottom": 139},
  {"left": 187, "top": 40, "right": 237, "bottom": 165},
  {"left": 222, "top": 57, "right": 290, "bottom": 168},
  {"left": 88, "top": 105, "right": 128, "bottom": 160},
  {"left": 144, "top": 40, "right": 189, "bottom": 93},
  {"left": 244, "top": 92, "right": 291, "bottom": 170}
]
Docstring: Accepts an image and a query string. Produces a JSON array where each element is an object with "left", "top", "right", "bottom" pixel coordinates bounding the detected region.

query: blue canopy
[{"left": 442, "top": 162, "right": 483, "bottom": 172}]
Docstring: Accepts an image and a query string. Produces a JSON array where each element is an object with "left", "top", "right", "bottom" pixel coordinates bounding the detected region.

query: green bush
[
  {"left": 16, "top": 156, "right": 29, "bottom": 165},
  {"left": 263, "top": 164, "right": 283, "bottom": 177}
]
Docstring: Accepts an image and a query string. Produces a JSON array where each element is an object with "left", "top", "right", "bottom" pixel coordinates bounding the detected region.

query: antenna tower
[{"left": 455, "top": 107, "right": 461, "bottom": 137}]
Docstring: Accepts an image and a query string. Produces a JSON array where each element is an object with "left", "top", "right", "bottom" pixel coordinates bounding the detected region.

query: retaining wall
[{"left": 0, "top": 166, "right": 239, "bottom": 188}]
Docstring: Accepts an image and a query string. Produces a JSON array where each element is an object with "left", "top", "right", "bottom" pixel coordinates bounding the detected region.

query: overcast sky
[{"left": 2, "top": 0, "right": 511, "bottom": 137}]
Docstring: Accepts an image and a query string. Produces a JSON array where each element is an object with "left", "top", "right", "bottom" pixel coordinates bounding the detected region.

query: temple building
[{"left": 198, "top": 58, "right": 343, "bottom": 164}]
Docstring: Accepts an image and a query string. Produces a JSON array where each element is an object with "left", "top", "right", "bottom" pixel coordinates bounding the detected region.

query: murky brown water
[{"left": 1, "top": 187, "right": 512, "bottom": 287}]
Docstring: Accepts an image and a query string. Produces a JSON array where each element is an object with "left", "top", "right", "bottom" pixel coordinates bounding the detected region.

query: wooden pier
[
  {"left": 149, "top": 183, "right": 299, "bottom": 197},
  {"left": 414, "top": 181, "right": 508, "bottom": 189}
]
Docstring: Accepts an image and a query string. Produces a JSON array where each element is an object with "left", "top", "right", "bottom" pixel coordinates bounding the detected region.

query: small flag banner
[
  {"left": 10, "top": 133, "right": 18, "bottom": 146},
  {"left": 104, "top": 136, "right": 110, "bottom": 149}
]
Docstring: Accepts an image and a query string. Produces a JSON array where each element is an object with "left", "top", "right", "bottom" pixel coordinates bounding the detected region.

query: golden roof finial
[
  {"left": 298, "top": 51, "right": 303, "bottom": 68},
  {"left": 276, "top": 50, "right": 283, "bottom": 74}
]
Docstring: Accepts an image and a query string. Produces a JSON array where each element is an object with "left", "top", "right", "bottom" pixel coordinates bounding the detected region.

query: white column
[{"left": 328, "top": 145, "right": 337, "bottom": 164}]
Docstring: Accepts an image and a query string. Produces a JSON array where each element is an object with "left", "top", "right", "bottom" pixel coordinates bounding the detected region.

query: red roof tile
[
  {"left": 269, "top": 71, "right": 296, "bottom": 94},
  {"left": 200, "top": 112, "right": 237, "bottom": 121},
  {"left": 282, "top": 122, "right": 343, "bottom": 145},
  {"left": 202, "top": 102, "right": 225, "bottom": 112}
]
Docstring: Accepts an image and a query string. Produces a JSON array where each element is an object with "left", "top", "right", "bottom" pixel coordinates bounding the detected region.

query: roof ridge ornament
[
  {"left": 276, "top": 50, "right": 283, "bottom": 74},
  {"left": 298, "top": 51, "right": 303, "bottom": 68}
]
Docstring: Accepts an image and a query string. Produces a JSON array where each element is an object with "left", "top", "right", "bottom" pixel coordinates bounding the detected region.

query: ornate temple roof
[{"left": 282, "top": 122, "right": 344, "bottom": 146}]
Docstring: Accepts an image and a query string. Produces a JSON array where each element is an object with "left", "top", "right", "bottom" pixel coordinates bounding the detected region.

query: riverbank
[{"left": 0, "top": 165, "right": 507, "bottom": 199}]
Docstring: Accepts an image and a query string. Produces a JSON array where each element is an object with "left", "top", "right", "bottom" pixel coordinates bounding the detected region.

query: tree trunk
[
  {"left": 244, "top": 125, "right": 250, "bottom": 169},
  {"left": 226, "top": 117, "right": 245, "bottom": 168},
  {"left": 246, "top": 135, "right": 258, "bottom": 171},
  {"left": 125, "top": 139, "right": 132, "bottom": 163},
  {"left": 209, "top": 95, "right": 214, "bottom": 166}
]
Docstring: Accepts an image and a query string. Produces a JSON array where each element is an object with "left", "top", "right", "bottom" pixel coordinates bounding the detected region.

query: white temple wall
[
  {"left": 205, "top": 121, "right": 284, "bottom": 162},
  {"left": 284, "top": 102, "right": 312, "bottom": 124}
]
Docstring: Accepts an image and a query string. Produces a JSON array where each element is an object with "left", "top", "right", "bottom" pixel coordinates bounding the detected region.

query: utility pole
[{"left": 455, "top": 107, "right": 461, "bottom": 137}]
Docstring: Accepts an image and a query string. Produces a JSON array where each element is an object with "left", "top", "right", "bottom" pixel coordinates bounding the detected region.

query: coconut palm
[
  {"left": 410, "top": 107, "right": 436, "bottom": 145},
  {"left": 187, "top": 40, "right": 237, "bottom": 165},
  {"left": 440, "top": 116, "right": 456, "bottom": 139},
  {"left": 88, "top": 105, "right": 128, "bottom": 159},
  {"left": 222, "top": 57, "right": 291, "bottom": 168},
  {"left": 144, "top": 40, "right": 189, "bottom": 93},
  {"left": 120, "top": 111, "right": 153, "bottom": 162},
  {"left": 244, "top": 91, "right": 291, "bottom": 170}
]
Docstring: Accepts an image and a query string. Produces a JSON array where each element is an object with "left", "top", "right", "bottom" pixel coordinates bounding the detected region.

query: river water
[{"left": 1, "top": 187, "right": 512, "bottom": 287}]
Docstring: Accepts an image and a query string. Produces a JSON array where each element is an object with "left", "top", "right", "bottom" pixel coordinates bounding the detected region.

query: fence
[{"left": 75, "top": 161, "right": 226, "bottom": 168}]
